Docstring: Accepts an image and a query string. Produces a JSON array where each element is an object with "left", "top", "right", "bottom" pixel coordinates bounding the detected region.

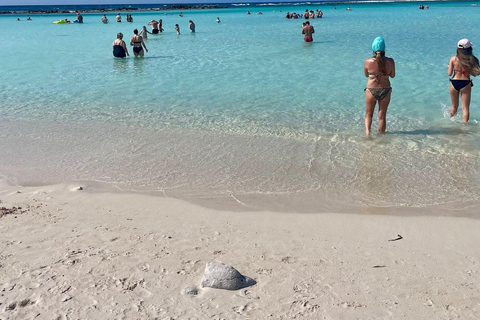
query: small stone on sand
[{"left": 201, "top": 261, "right": 256, "bottom": 290}]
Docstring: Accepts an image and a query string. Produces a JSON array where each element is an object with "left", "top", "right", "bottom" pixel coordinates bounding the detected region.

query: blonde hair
[{"left": 457, "top": 47, "right": 480, "bottom": 77}]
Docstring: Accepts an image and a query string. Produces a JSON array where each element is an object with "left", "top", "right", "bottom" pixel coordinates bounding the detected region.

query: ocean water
[{"left": 1, "top": 2, "right": 480, "bottom": 214}]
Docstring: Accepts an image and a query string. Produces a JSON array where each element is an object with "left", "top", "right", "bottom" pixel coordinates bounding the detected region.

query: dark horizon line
[{"left": 0, "top": 0, "right": 458, "bottom": 8}]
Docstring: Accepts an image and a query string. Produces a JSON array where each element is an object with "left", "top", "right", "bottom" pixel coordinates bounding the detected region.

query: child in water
[{"left": 175, "top": 24, "right": 180, "bottom": 35}]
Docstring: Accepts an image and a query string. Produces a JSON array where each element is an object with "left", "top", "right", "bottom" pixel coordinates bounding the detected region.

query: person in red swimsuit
[
  {"left": 302, "top": 21, "right": 314, "bottom": 42},
  {"left": 447, "top": 39, "right": 480, "bottom": 122}
]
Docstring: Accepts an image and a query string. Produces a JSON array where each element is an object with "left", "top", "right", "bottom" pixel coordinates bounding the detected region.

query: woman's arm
[
  {"left": 364, "top": 60, "right": 369, "bottom": 77},
  {"left": 447, "top": 56, "right": 454, "bottom": 76},
  {"left": 122, "top": 41, "right": 129, "bottom": 56},
  {"left": 142, "top": 39, "right": 148, "bottom": 52},
  {"left": 389, "top": 59, "right": 395, "bottom": 78}
]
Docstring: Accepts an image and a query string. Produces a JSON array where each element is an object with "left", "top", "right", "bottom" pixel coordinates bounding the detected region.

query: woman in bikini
[
  {"left": 364, "top": 37, "right": 395, "bottom": 136},
  {"left": 139, "top": 26, "right": 151, "bottom": 40},
  {"left": 447, "top": 39, "right": 480, "bottom": 122},
  {"left": 130, "top": 28, "right": 148, "bottom": 57}
]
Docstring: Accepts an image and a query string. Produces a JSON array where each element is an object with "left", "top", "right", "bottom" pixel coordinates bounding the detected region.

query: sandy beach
[{"left": 1, "top": 180, "right": 479, "bottom": 319}]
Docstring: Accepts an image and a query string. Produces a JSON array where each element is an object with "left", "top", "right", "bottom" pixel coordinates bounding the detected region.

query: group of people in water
[
  {"left": 286, "top": 9, "right": 323, "bottom": 19},
  {"left": 364, "top": 37, "right": 479, "bottom": 136},
  {"left": 108, "top": 10, "right": 480, "bottom": 134},
  {"left": 112, "top": 18, "right": 197, "bottom": 58}
]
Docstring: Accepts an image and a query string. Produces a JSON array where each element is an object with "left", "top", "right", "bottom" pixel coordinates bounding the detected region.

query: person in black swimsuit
[
  {"left": 130, "top": 28, "right": 148, "bottom": 57},
  {"left": 112, "top": 32, "right": 129, "bottom": 58},
  {"left": 447, "top": 39, "right": 480, "bottom": 122}
]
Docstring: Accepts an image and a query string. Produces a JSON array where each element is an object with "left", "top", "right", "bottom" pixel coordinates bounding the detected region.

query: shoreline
[
  {"left": 1, "top": 177, "right": 479, "bottom": 219},
  {"left": 1, "top": 180, "right": 479, "bottom": 318},
  {"left": 1, "top": 119, "right": 479, "bottom": 217}
]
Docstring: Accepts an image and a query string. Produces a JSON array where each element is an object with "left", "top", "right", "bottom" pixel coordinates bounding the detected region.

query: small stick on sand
[{"left": 388, "top": 234, "right": 403, "bottom": 241}]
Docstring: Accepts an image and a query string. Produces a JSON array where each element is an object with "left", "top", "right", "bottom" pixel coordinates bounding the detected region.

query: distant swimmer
[
  {"left": 364, "top": 37, "right": 395, "bottom": 135},
  {"left": 27, "top": 16, "right": 32, "bottom": 21},
  {"left": 179, "top": 12, "right": 183, "bottom": 17},
  {"left": 175, "top": 24, "right": 180, "bottom": 35},
  {"left": 425, "top": 5, "right": 429, "bottom": 9},
  {"left": 189, "top": 20, "right": 195, "bottom": 33},
  {"left": 75, "top": 12, "right": 83, "bottom": 23},
  {"left": 304, "top": 9, "right": 309, "bottom": 19},
  {"left": 448, "top": 39, "right": 480, "bottom": 122},
  {"left": 159, "top": 19, "right": 164, "bottom": 32},
  {"left": 139, "top": 26, "right": 151, "bottom": 39},
  {"left": 130, "top": 28, "right": 148, "bottom": 57},
  {"left": 216, "top": 17, "right": 221, "bottom": 23},
  {"left": 302, "top": 21, "right": 314, "bottom": 42},
  {"left": 148, "top": 20, "right": 159, "bottom": 34},
  {"left": 101, "top": 14, "right": 109, "bottom": 23},
  {"left": 17, "top": 18, "right": 20, "bottom": 21},
  {"left": 257, "top": 12, "right": 263, "bottom": 15},
  {"left": 346, "top": 7, "right": 352, "bottom": 11},
  {"left": 247, "top": 11, "right": 251, "bottom": 15},
  {"left": 113, "top": 32, "right": 129, "bottom": 58},
  {"left": 116, "top": 13, "right": 121, "bottom": 22}
]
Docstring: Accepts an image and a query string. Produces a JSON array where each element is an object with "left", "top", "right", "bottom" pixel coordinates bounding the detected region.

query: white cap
[{"left": 457, "top": 39, "right": 473, "bottom": 49}]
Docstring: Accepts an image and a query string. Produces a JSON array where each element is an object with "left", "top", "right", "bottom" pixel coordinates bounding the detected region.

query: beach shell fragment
[
  {"left": 201, "top": 261, "right": 256, "bottom": 290},
  {"left": 183, "top": 286, "right": 198, "bottom": 295}
]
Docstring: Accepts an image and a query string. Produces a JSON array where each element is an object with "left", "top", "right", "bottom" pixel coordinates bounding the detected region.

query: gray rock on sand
[{"left": 201, "top": 261, "right": 256, "bottom": 290}]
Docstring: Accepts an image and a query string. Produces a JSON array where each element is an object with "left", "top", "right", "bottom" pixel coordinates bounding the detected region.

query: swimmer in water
[
  {"left": 175, "top": 24, "right": 180, "bottom": 35},
  {"left": 139, "top": 26, "right": 151, "bottom": 39},
  {"left": 159, "top": 19, "right": 164, "bottom": 32},
  {"left": 116, "top": 13, "right": 121, "bottom": 22},
  {"left": 216, "top": 17, "right": 221, "bottom": 23},
  {"left": 101, "top": 14, "right": 109, "bottom": 23},
  {"left": 364, "top": 37, "right": 396, "bottom": 135},
  {"left": 75, "top": 12, "right": 83, "bottom": 23},
  {"left": 189, "top": 20, "right": 195, "bottom": 33},
  {"left": 148, "top": 20, "right": 159, "bottom": 34},
  {"left": 302, "top": 21, "right": 314, "bottom": 42},
  {"left": 448, "top": 39, "right": 480, "bottom": 122},
  {"left": 130, "top": 28, "right": 148, "bottom": 57},
  {"left": 112, "top": 32, "right": 129, "bottom": 58}
]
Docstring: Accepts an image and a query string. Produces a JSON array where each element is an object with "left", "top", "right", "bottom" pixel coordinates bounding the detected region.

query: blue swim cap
[{"left": 371, "top": 37, "right": 386, "bottom": 52}]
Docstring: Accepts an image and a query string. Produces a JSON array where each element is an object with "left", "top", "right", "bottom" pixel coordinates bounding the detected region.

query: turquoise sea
[{"left": 1, "top": 1, "right": 479, "bottom": 214}]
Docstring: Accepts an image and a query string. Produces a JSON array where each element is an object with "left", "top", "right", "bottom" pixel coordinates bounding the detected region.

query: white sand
[{"left": 1, "top": 180, "right": 479, "bottom": 319}]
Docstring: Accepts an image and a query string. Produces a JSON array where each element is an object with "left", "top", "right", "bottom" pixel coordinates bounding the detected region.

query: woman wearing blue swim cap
[{"left": 364, "top": 37, "right": 395, "bottom": 135}]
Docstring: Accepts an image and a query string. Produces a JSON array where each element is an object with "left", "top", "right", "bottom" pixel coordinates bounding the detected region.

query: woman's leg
[
  {"left": 460, "top": 83, "right": 472, "bottom": 122},
  {"left": 377, "top": 91, "right": 391, "bottom": 134},
  {"left": 449, "top": 83, "right": 460, "bottom": 117},
  {"left": 365, "top": 90, "right": 376, "bottom": 136}
]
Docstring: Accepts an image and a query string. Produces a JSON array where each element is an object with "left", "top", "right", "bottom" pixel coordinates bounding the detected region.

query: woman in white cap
[
  {"left": 447, "top": 38, "right": 480, "bottom": 122},
  {"left": 364, "top": 36, "right": 395, "bottom": 136}
]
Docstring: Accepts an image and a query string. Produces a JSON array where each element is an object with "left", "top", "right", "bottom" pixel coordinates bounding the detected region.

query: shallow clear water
[{"left": 1, "top": 2, "right": 480, "bottom": 213}]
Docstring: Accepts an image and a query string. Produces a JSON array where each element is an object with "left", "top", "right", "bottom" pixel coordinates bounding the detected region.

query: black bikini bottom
[{"left": 450, "top": 79, "right": 473, "bottom": 91}]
